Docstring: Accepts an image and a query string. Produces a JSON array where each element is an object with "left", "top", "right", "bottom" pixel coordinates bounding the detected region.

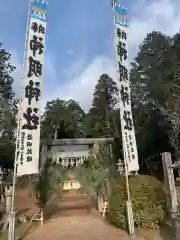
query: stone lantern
[
  {"left": 4, "top": 170, "right": 13, "bottom": 214},
  {"left": 116, "top": 158, "right": 125, "bottom": 176}
]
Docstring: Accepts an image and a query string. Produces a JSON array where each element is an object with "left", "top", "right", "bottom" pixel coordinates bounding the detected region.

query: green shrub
[{"left": 107, "top": 175, "right": 167, "bottom": 230}]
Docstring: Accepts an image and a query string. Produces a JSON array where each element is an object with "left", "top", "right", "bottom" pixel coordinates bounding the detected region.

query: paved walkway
[{"left": 25, "top": 215, "right": 131, "bottom": 240}]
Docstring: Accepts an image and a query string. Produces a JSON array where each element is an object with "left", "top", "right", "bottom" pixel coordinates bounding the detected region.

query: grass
[
  {"left": 0, "top": 222, "right": 34, "bottom": 240},
  {"left": 0, "top": 202, "right": 33, "bottom": 239},
  {"left": 135, "top": 225, "right": 175, "bottom": 240}
]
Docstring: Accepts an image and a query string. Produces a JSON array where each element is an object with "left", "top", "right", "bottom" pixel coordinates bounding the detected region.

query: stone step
[{"left": 61, "top": 196, "right": 89, "bottom": 201}]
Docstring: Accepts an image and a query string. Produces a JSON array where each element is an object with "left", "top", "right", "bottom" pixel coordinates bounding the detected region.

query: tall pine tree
[
  {"left": 84, "top": 74, "right": 118, "bottom": 137},
  {"left": 130, "top": 31, "right": 173, "bottom": 172}
]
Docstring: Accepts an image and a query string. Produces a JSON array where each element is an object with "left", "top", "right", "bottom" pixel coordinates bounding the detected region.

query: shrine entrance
[
  {"left": 58, "top": 156, "right": 87, "bottom": 168},
  {"left": 40, "top": 138, "right": 114, "bottom": 191}
]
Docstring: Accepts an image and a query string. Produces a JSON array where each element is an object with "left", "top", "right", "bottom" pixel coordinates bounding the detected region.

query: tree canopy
[
  {"left": 0, "top": 43, "right": 16, "bottom": 169},
  {"left": 2, "top": 29, "right": 180, "bottom": 174},
  {"left": 83, "top": 74, "right": 119, "bottom": 138},
  {"left": 130, "top": 31, "right": 180, "bottom": 173},
  {"left": 41, "top": 99, "right": 85, "bottom": 139}
]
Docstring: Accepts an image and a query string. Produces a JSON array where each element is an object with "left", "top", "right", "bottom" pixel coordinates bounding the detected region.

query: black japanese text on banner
[
  {"left": 114, "top": 6, "right": 139, "bottom": 172},
  {"left": 16, "top": 0, "right": 48, "bottom": 176}
]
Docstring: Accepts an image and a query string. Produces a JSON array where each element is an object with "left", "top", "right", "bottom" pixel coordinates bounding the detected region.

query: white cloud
[
  {"left": 61, "top": 54, "right": 87, "bottom": 81},
  {"left": 128, "top": 0, "right": 180, "bottom": 57},
  {"left": 52, "top": 56, "right": 116, "bottom": 111},
  {"left": 52, "top": 0, "right": 180, "bottom": 111},
  {"left": 11, "top": 0, "right": 180, "bottom": 111}
]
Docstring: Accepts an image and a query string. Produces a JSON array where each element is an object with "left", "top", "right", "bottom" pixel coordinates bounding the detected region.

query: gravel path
[{"left": 25, "top": 215, "right": 131, "bottom": 240}]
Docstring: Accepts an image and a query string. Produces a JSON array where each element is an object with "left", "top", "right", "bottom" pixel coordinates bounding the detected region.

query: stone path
[
  {"left": 25, "top": 215, "right": 131, "bottom": 240},
  {"left": 15, "top": 189, "right": 168, "bottom": 240}
]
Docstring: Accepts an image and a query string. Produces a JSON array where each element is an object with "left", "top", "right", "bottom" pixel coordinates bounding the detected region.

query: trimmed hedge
[{"left": 107, "top": 175, "right": 167, "bottom": 230}]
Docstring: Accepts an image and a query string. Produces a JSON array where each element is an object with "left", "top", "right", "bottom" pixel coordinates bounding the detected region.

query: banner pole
[
  {"left": 110, "top": 1, "right": 136, "bottom": 239},
  {"left": 8, "top": 1, "right": 32, "bottom": 240},
  {"left": 124, "top": 159, "right": 136, "bottom": 239}
]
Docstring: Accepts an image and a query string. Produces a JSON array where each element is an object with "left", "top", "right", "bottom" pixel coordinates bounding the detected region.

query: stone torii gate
[
  {"left": 39, "top": 138, "right": 114, "bottom": 191},
  {"left": 40, "top": 138, "right": 114, "bottom": 168}
]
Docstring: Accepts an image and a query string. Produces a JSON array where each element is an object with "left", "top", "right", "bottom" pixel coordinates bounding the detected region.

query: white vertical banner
[
  {"left": 16, "top": 0, "right": 48, "bottom": 176},
  {"left": 114, "top": 6, "right": 139, "bottom": 172}
]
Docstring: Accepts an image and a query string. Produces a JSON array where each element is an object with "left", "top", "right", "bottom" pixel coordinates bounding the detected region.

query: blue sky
[{"left": 1, "top": 0, "right": 180, "bottom": 111}]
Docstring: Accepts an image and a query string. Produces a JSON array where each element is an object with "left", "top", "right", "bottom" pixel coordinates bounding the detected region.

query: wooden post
[
  {"left": 162, "top": 152, "right": 177, "bottom": 211},
  {"left": 162, "top": 152, "right": 180, "bottom": 239},
  {"left": 102, "top": 201, "right": 108, "bottom": 218},
  {"left": 30, "top": 208, "right": 44, "bottom": 226},
  {"left": 40, "top": 208, "right": 44, "bottom": 226}
]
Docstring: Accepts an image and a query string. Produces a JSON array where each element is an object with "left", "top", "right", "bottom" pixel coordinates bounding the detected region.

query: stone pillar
[
  {"left": 162, "top": 152, "right": 180, "bottom": 240},
  {"left": 5, "top": 186, "right": 12, "bottom": 214}
]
